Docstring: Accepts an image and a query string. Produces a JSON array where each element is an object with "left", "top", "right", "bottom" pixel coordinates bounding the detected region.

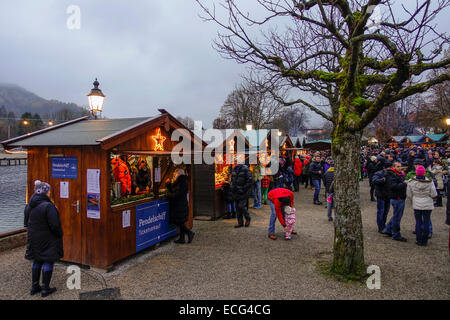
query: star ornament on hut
[{"left": 152, "top": 128, "right": 166, "bottom": 151}]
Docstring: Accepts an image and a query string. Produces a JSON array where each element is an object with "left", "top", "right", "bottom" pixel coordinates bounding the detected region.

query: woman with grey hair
[
  {"left": 24, "top": 180, "right": 63, "bottom": 297},
  {"left": 166, "top": 168, "right": 195, "bottom": 244}
]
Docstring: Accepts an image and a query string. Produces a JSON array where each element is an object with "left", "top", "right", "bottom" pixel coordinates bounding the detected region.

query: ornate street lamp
[
  {"left": 87, "top": 78, "right": 105, "bottom": 119},
  {"left": 446, "top": 117, "right": 450, "bottom": 126}
]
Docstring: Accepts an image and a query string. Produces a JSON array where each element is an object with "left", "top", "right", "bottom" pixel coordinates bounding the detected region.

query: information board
[
  {"left": 51, "top": 157, "right": 78, "bottom": 179},
  {"left": 135, "top": 199, "right": 178, "bottom": 252}
]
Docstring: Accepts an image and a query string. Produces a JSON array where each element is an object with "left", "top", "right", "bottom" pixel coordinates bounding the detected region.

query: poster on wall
[
  {"left": 60, "top": 181, "right": 69, "bottom": 199},
  {"left": 122, "top": 210, "right": 131, "bottom": 228},
  {"left": 87, "top": 169, "right": 100, "bottom": 194},
  {"left": 51, "top": 157, "right": 78, "bottom": 179},
  {"left": 135, "top": 199, "right": 177, "bottom": 252},
  {"left": 87, "top": 193, "right": 100, "bottom": 219}
]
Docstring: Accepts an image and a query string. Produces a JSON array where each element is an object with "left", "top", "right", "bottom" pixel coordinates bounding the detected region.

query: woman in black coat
[
  {"left": 24, "top": 180, "right": 63, "bottom": 297},
  {"left": 166, "top": 169, "right": 195, "bottom": 244}
]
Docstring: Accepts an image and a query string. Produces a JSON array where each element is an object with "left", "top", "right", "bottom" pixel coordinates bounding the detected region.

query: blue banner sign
[
  {"left": 135, "top": 199, "right": 178, "bottom": 252},
  {"left": 51, "top": 157, "right": 78, "bottom": 179}
]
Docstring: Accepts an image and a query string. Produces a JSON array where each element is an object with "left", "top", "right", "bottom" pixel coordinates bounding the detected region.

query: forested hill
[{"left": 0, "top": 83, "right": 87, "bottom": 118}]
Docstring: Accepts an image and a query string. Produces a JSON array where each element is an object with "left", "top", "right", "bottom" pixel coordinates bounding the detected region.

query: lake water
[{"left": 0, "top": 165, "right": 27, "bottom": 233}]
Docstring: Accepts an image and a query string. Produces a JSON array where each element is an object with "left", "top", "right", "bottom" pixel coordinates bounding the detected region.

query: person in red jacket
[
  {"left": 293, "top": 156, "right": 303, "bottom": 192},
  {"left": 111, "top": 156, "right": 132, "bottom": 197},
  {"left": 267, "top": 188, "right": 296, "bottom": 240}
]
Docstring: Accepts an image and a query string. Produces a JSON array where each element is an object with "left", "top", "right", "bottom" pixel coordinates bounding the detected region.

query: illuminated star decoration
[{"left": 152, "top": 128, "right": 166, "bottom": 151}]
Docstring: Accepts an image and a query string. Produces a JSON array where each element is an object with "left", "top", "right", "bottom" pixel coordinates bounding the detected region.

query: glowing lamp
[{"left": 87, "top": 78, "right": 105, "bottom": 119}]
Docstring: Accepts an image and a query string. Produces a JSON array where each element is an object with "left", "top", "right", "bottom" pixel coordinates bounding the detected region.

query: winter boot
[
  {"left": 30, "top": 268, "right": 42, "bottom": 296},
  {"left": 41, "top": 270, "right": 57, "bottom": 298},
  {"left": 174, "top": 231, "right": 186, "bottom": 244},
  {"left": 223, "top": 212, "right": 231, "bottom": 219},
  {"left": 188, "top": 231, "right": 195, "bottom": 243}
]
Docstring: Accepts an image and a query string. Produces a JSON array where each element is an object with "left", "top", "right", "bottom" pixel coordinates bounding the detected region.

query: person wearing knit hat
[
  {"left": 406, "top": 165, "right": 437, "bottom": 246},
  {"left": 34, "top": 180, "right": 51, "bottom": 195},
  {"left": 24, "top": 180, "right": 63, "bottom": 297}
]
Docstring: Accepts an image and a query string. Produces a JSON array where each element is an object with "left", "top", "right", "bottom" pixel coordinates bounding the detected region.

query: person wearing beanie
[
  {"left": 24, "top": 180, "right": 63, "bottom": 297},
  {"left": 366, "top": 155, "right": 383, "bottom": 202},
  {"left": 406, "top": 166, "right": 437, "bottom": 246}
]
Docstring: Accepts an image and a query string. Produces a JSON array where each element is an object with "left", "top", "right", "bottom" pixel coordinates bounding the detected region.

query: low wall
[{"left": 0, "top": 228, "right": 27, "bottom": 252}]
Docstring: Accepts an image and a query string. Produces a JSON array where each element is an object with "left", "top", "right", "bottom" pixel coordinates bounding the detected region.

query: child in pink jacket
[{"left": 284, "top": 206, "right": 296, "bottom": 240}]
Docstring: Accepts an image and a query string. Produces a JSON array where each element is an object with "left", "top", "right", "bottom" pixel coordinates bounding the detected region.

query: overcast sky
[{"left": 0, "top": 1, "right": 448, "bottom": 128}]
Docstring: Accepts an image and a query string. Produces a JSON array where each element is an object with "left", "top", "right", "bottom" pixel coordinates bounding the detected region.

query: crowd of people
[{"left": 221, "top": 145, "right": 450, "bottom": 249}]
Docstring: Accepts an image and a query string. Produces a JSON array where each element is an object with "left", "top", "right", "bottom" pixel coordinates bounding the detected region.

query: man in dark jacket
[
  {"left": 24, "top": 180, "right": 63, "bottom": 297},
  {"left": 166, "top": 169, "right": 194, "bottom": 244},
  {"left": 372, "top": 161, "right": 392, "bottom": 233},
  {"left": 310, "top": 154, "right": 324, "bottom": 205},
  {"left": 446, "top": 178, "right": 450, "bottom": 256},
  {"left": 382, "top": 161, "right": 408, "bottom": 242},
  {"left": 367, "top": 156, "right": 383, "bottom": 201},
  {"left": 231, "top": 163, "right": 253, "bottom": 227}
]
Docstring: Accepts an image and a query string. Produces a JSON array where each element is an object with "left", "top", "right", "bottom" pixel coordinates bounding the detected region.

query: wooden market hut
[
  {"left": 1, "top": 109, "right": 204, "bottom": 269},
  {"left": 303, "top": 139, "right": 332, "bottom": 151},
  {"left": 195, "top": 129, "right": 251, "bottom": 219}
]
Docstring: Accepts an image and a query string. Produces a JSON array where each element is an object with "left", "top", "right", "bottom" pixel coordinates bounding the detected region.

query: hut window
[{"left": 111, "top": 154, "right": 153, "bottom": 202}]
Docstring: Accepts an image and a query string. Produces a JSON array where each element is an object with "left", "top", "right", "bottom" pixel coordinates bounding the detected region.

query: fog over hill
[{"left": 0, "top": 83, "right": 87, "bottom": 118}]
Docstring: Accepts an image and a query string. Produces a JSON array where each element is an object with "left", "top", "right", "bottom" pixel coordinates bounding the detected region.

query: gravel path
[{"left": 0, "top": 181, "right": 449, "bottom": 300}]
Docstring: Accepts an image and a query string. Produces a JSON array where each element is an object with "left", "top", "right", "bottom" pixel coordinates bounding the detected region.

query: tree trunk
[{"left": 331, "top": 130, "right": 366, "bottom": 278}]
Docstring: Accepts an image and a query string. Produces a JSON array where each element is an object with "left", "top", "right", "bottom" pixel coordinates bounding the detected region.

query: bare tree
[
  {"left": 197, "top": 0, "right": 450, "bottom": 278},
  {"left": 412, "top": 51, "right": 450, "bottom": 133},
  {"left": 213, "top": 80, "right": 287, "bottom": 129},
  {"left": 177, "top": 116, "right": 196, "bottom": 130}
]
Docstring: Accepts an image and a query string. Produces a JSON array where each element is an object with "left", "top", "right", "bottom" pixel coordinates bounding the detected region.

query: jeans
[
  {"left": 376, "top": 197, "right": 390, "bottom": 232},
  {"left": 226, "top": 201, "right": 236, "bottom": 213},
  {"left": 384, "top": 199, "right": 405, "bottom": 239},
  {"left": 268, "top": 200, "right": 277, "bottom": 235},
  {"left": 312, "top": 179, "right": 321, "bottom": 202},
  {"left": 253, "top": 181, "right": 262, "bottom": 207},
  {"left": 414, "top": 210, "right": 431, "bottom": 245},
  {"left": 32, "top": 261, "right": 54, "bottom": 273}
]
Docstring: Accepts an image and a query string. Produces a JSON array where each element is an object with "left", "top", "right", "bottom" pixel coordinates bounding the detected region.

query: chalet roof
[
  {"left": 426, "top": 134, "right": 446, "bottom": 142},
  {"left": 2, "top": 117, "right": 157, "bottom": 147},
  {"left": 304, "top": 139, "right": 332, "bottom": 145},
  {"left": 391, "top": 136, "right": 405, "bottom": 142},
  {"left": 405, "top": 135, "right": 424, "bottom": 143}
]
